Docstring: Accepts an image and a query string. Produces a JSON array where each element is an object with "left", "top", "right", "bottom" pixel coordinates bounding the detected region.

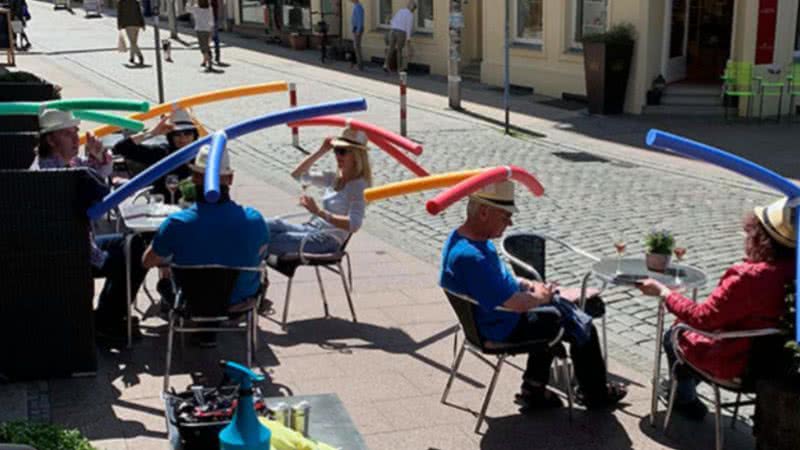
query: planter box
[
  {"left": 583, "top": 41, "right": 634, "bottom": 115},
  {"left": 288, "top": 33, "right": 308, "bottom": 51}
]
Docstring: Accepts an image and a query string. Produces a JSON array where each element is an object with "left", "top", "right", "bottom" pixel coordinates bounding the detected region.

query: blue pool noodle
[{"left": 204, "top": 131, "right": 228, "bottom": 203}]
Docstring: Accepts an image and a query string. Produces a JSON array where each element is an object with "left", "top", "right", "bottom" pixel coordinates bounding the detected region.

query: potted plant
[
  {"left": 288, "top": 32, "right": 308, "bottom": 50},
  {"left": 644, "top": 229, "right": 674, "bottom": 272},
  {"left": 754, "top": 284, "right": 800, "bottom": 450},
  {"left": 582, "top": 22, "right": 636, "bottom": 115},
  {"left": 0, "top": 421, "right": 96, "bottom": 450}
]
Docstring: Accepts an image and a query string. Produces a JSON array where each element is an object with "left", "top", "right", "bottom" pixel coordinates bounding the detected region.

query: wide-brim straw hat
[
  {"left": 470, "top": 180, "right": 518, "bottom": 214},
  {"left": 39, "top": 109, "right": 81, "bottom": 134},
  {"left": 191, "top": 144, "right": 233, "bottom": 175},
  {"left": 330, "top": 127, "right": 369, "bottom": 152},
  {"left": 168, "top": 108, "right": 198, "bottom": 133},
  {"left": 754, "top": 197, "right": 796, "bottom": 248}
]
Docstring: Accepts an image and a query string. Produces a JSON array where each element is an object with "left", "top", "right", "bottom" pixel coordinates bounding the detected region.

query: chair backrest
[
  {"left": 0, "top": 168, "right": 96, "bottom": 380},
  {"left": 171, "top": 266, "right": 241, "bottom": 317},
  {"left": 0, "top": 133, "right": 38, "bottom": 170},
  {"left": 501, "top": 233, "right": 546, "bottom": 281},
  {"left": 443, "top": 290, "right": 485, "bottom": 349},
  {"left": 725, "top": 60, "right": 754, "bottom": 91},
  {"left": 791, "top": 63, "right": 800, "bottom": 90},
  {"left": 741, "top": 332, "right": 788, "bottom": 387}
]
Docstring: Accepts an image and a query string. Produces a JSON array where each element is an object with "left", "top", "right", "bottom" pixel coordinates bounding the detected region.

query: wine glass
[
  {"left": 165, "top": 175, "right": 179, "bottom": 205},
  {"left": 613, "top": 232, "right": 626, "bottom": 275},
  {"left": 673, "top": 246, "right": 687, "bottom": 285}
]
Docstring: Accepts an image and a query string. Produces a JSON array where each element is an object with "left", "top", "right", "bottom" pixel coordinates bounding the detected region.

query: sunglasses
[
  {"left": 334, "top": 147, "right": 352, "bottom": 156},
  {"left": 171, "top": 130, "right": 196, "bottom": 137}
]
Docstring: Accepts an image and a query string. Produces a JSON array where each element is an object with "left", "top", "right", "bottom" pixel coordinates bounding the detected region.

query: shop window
[
  {"left": 795, "top": 5, "right": 800, "bottom": 51},
  {"left": 416, "top": 0, "right": 434, "bottom": 33},
  {"left": 514, "top": 0, "right": 543, "bottom": 44},
  {"left": 377, "top": 0, "right": 392, "bottom": 28},
  {"left": 567, "top": 0, "right": 608, "bottom": 50}
]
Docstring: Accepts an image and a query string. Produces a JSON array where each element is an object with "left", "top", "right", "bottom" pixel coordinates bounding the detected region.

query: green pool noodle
[
  {"left": 45, "top": 98, "right": 149, "bottom": 112},
  {"left": 0, "top": 102, "right": 41, "bottom": 115},
  {"left": 72, "top": 110, "right": 145, "bottom": 132}
]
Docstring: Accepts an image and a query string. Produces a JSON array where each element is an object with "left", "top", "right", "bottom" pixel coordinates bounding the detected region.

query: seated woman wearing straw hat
[
  {"left": 265, "top": 128, "right": 372, "bottom": 257},
  {"left": 638, "top": 198, "right": 796, "bottom": 421}
]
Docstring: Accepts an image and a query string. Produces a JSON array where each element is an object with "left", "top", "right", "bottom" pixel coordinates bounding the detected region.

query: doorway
[{"left": 663, "top": 0, "right": 734, "bottom": 84}]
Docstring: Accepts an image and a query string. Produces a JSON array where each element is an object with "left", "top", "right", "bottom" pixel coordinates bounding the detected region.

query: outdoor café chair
[
  {"left": 663, "top": 323, "right": 787, "bottom": 450},
  {"left": 265, "top": 212, "right": 355, "bottom": 330},
  {"left": 163, "top": 264, "right": 266, "bottom": 393},
  {"left": 440, "top": 289, "right": 574, "bottom": 433},
  {"left": 500, "top": 231, "right": 609, "bottom": 362},
  {"left": 722, "top": 61, "right": 758, "bottom": 121},
  {"left": 788, "top": 63, "right": 800, "bottom": 121}
]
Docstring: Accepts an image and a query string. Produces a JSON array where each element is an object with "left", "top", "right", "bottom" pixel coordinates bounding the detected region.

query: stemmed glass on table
[
  {"left": 614, "top": 232, "right": 626, "bottom": 276},
  {"left": 165, "top": 175, "right": 180, "bottom": 205},
  {"left": 673, "top": 245, "right": 687, "bottom": 285}
]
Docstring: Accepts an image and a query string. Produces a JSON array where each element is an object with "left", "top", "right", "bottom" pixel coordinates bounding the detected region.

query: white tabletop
[{"left": 120, "top": 203, "right": 181, "bottom": 233}]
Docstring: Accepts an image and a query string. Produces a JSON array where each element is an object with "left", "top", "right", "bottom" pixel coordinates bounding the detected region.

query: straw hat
[
  {"left": 191, "top": 145, "right": 233, "bottom": 175},
  {"left": 470, "top": 180, "right": 517, "bottom": 214},
  {"left": 754, "top": 197, "right": 796, "bottom": 248},
  {"left": 39, "top": 109, "right": 81, "bottom": 134},
  {"left": 168, "top": 108, "right": 197, "bottom": 133},
  {"left": 330, "top": 127, "right": 369, "bottom": 152}
]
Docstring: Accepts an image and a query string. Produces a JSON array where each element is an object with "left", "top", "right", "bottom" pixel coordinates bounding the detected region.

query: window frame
[
  {"left": 568, "top": 0, "right": 609, "bottom": 51},
  {"left": 415, "top": 0, "right": 435, "bottom": 34},
  {"left": 376, "top": 0, "right": 392, "bottom": 30},
  {"left": 512, "top": 0, "right": 544, "bottom": 46}
]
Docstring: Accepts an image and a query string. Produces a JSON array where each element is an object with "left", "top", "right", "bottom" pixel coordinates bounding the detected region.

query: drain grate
[{"left": 551, "top": 151, "right": 609, "bottom": 163}]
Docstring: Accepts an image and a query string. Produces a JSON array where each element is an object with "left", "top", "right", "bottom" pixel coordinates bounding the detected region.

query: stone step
[
  {"left": 642, "top": 104, "right": 736, "bottom": 116},
  {"left": 665, "top": 83, "right": 723, "bottom": 97},
  {"left": 660, "top": 94, "right": 722, "bottom": 106}
]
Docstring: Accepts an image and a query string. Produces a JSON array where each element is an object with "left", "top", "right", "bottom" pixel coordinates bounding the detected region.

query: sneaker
[{"left": 673, "top": 398, "right": 708, "bottom": 421}]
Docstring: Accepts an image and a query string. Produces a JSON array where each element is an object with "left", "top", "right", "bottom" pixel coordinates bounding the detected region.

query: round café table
[{"left": 589, "top": 257, "right": 707, "bottom": 426}]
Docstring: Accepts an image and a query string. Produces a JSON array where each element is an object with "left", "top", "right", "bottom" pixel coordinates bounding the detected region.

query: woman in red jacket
[{"left": 638, "top": 198, "right": 796, "bottom": 420}]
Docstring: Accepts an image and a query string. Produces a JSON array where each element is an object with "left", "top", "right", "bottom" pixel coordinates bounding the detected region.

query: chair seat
[
  {"left": 725, "top": 91, "right": 755, "bottom": 96},
  {"left": 266, "top": 252, "right": 346, "bottom": 277},
  {"left": 481, "top": 339, "right": 565, "bottom": 356}
]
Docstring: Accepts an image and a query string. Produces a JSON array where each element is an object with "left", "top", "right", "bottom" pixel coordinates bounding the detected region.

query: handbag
[
  {"left": 117, "top": 30, "right": 128, "bottom": 53},
  {"left": 11, "top": 20, "right": 23, "bottom": 34}
]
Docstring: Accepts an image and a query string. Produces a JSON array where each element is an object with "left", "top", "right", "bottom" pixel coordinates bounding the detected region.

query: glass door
[{"left": 664, "top": 0, "right": 690, "bottom": 83}]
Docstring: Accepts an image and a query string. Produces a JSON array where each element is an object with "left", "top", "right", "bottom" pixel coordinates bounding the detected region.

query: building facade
[{"left": 229, "top": 1, "right": 800, "bottom": 116}]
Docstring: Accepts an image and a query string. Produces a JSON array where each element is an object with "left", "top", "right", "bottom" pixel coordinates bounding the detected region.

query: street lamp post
[
  {"left": 153, "top": 0, "right": 166, "bottom": 103},
  {"left": 168, "top": 0, "right": 178, "bottom": 38},
  {"left": 503, "top": 0, "right": 510, "bottom": 134},
  {"left": 448, "top": 0, "right": 464, "bottom": 110}
]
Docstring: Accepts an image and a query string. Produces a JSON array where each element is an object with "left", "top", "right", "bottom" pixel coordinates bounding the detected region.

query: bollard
[
  {"left": 400, "top": 72, "right": 407, "bottom": 137},
  {"left": 289, "top": 83, "right": 299, "bottom": 147}
]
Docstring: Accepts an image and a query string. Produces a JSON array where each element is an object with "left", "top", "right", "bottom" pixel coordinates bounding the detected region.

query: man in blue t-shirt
[
  {"left": 439, "top": 181, "right": 625, "bottom": 410},
  {"left": 350, "top": 0, "right": 365, "bottom": 70},
  {"left": 142, "top": 145, "right": 269, "bottom": 344}
]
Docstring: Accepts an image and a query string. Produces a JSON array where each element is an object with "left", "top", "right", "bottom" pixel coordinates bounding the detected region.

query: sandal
[
  {"left": 577, "top": 382, "right": 628, "bottom": 409},
  {"left": 514, "top": 388, "right": 563, "bottom": 411}
]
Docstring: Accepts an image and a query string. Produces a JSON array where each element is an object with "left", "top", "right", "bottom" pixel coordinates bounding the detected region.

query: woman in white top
[
  {"left": 191, "top": 0, "right": 215, "bottom": 71},
  {"left": 265, "top": 128, "right": 372, "bottom": 256}
]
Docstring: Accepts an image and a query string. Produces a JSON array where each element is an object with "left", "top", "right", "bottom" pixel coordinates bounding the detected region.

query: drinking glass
[
  {"left": 613, "top": 232, "right": 626, "bottom": 275},
  {"left": 165, "top": 175, "right": 179, "bottom": 205},
  {"left": 673, "top": 246, "right": 687, "bottom": 285}
]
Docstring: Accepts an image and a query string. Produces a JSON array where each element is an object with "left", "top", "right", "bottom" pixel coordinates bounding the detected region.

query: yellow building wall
[{"left": 480, "top": 0, "right": 650, "bottom": 114}]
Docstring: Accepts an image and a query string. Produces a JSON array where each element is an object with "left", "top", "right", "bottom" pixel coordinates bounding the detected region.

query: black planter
[
  {"left": 755, "top": 377, "right": 800, "bottom": 450},
  {"left": 583, "top": 41, "right": 634, "bottom": 115}
]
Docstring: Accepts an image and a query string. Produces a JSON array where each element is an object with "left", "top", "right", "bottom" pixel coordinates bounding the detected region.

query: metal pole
[
  {"left": 168, "top": 0, "right": 177, "bottom": 38},
  {"left": 289, "top": 83, "right": 299, "bottom": 147},
  {"left": 153, "top": 1, "right": 165, "bottom": 103},
  {"left": 400, "top": 72, "right": 408, "bottom": 136},
  {"left": 504, "top": 0, "right": 510, "bottom": 135},
  {"left": 448, "top": 0, "right": 463, "bottom": 110}
]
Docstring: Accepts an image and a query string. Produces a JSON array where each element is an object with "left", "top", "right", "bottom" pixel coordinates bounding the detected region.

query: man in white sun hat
[
  {"left": 440, "top": 181, "right": 626, "bottom": 411},
  {"left": 31, "top": 109, "right": 148, "bottom": 342},
  {"left": 142, "top": 144, "right": 269, "bottom": 346}
]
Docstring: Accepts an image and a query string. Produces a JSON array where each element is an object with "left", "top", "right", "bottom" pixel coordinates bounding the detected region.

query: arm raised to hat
[
  {"left": 290, "top": 137, "right": 333, "bottom": 180},
  {"left": 127, "top": 116, "right": 175, "bottom": 145}
]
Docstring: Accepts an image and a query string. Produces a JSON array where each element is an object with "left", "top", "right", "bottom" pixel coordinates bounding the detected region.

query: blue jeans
[
  {"left": 265, "top": 219, "right": 341, "bottom": 256},
  {"left": 663, "top": 327, "right": 699, "bottom": 404}
]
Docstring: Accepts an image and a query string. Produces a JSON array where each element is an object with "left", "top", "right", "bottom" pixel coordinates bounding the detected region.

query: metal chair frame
[
  {"left": 163, "top": 264, "right": 265, "bottom": 393},
  {"left": 440, "top": 289, "right": 574, "bottom": 433},
  {"left": 265, "top": 212, "right": 355, "bottom": 329},
  {"left": 663, "top": 323, "right": 786, "bottom": 450},
  {"left": 499, "top": 231, "right": 609, "bottom": 363}
]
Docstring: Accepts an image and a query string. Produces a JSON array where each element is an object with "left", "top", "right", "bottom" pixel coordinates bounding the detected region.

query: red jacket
[{"left": 666, "top": 259, "right": 793, "bottom": 380}]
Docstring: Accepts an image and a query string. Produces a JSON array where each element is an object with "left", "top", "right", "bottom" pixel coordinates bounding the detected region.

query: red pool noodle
[
  {"left": 370, "top": 134, "right": 429, "bottom": 177},
  {"left": 425, "top": 165, "right": 544, "bottom": 215},
  {"left": 288, "top": 116, "right": 423, "bottom": 156}
]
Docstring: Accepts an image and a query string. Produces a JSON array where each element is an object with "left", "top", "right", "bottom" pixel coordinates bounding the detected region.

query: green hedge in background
[{"left": 0, "top": 421, "right": 96, "bottom": 450}]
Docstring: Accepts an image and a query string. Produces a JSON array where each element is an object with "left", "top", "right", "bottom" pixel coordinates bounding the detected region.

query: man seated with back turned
[
  {"left": 439, "top": 181, "right": 627, "bottom": 410},
  {"left": 142, "top": 145, "right": 269, "bottom": 346}
]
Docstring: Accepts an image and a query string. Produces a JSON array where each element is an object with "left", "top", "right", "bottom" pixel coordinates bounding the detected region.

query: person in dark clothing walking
[
  {"left": 9, "top": 0, "right": 31, "bottom": 50},
  {"left": 112, "top": 109, "right": 199, "bottom": 204},
  {"left": 117, "top": 0, "right": 146, "bottom": 65}
]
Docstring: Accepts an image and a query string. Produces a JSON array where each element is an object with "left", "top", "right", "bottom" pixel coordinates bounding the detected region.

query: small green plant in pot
[{"left": 644, "top": 229, "right": 674, "bottom": 272}]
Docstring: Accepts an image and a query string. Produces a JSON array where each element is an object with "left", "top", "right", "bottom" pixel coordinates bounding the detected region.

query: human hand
[
  {"left": 637, "top": 278, "right": 670, "bottom": 298},
  {"left": 299, "top": 195, "right": 320, "bottom": 215},
  {"left": 152, "top": 115, "right": 174, "bottom": 136},
  {"left": 84, "top": 132, "right": 104, "bottom": 160},
  {"left": 533, "top": 282, "right": 557, "bottom": 306}
]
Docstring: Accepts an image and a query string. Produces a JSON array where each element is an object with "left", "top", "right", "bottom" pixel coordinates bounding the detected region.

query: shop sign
[{"left": 755, "top": 0, "right": 778, "bottom": 65}]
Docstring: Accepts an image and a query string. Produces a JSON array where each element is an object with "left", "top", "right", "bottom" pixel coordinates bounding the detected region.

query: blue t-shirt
[
  {"left": 351, "top": 3, "right": 364, "bottom": 33},
  {"left": 439, "top": 230, "right": 521, "bottom": 342},
  {"left": 152, "top": 200, "right": 269, "bottom": 304}
]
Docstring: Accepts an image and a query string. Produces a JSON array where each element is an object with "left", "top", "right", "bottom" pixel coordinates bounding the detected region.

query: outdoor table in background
[
  {"left": 166, "top": 393, "right": 369, "bottom": 450},
  {"left": 590, "top": 257, "right": 707, "bottom": 426}
]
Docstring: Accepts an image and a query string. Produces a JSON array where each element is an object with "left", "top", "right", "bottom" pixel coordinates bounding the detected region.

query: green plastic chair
[
  {"left": 722, "top": 61, "right": 758, "bottom": 121},
  {"left": 759, "top": 72, "right": 785, "bottom": 123},
  {"left": 788, "top": 63, "right": 800, "bottom": 120}
]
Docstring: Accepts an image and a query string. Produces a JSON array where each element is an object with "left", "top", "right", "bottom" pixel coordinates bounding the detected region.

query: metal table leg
[
  {"left": 650, "top": 297, "right": 666, "bottom": 426},
  {"left": 125, "top": 234, "right": 134, "bottom": 349}
]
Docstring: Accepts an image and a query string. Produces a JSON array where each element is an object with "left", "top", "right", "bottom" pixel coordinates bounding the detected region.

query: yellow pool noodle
[{"left": 364, "top": 169, "right": 485, "bottom": 203}]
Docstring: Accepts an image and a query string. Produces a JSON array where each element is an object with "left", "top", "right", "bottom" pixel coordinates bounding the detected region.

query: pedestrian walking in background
[
  {"left": 117, "top": 0, "right": 146, "bottom": 66},
  {"left": 9, "top": 0, "right": 31, "bottom": 50},
  {"left": 190, "top": 0, "right": 214, "bottom": 72},
  {"left": 383, "top": 0, "right": 415, "bottom": 73},
  {"left": 350, "top": 0, "right": 364, "bottom": 71},
  {"left": 210, "top": 0, "right": 223, "bottom": 64}
]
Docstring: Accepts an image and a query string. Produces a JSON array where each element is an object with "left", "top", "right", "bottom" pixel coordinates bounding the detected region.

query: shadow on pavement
[{"left": 637, "top": 411, "right": 755, "bottom": 450}]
